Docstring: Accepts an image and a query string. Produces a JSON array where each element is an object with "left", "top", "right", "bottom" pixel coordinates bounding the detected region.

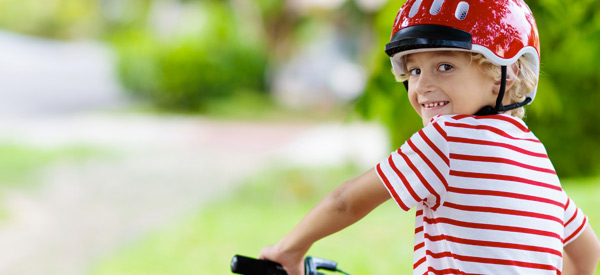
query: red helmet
[{"left": 385, "top": 0, "right": 540, "bottom": 105}]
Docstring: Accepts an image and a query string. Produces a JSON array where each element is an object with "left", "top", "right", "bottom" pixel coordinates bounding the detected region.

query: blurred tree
[
  {"left": 356, "top": 0, "right": 600, "bottom": 177},
  {"left": 0, "top": 0, "right": 268, "bottom": 112},
  {"left": 253, "top": 0, "right": 299, "bottom": 62},
  {"left": 0, "top": 0, "right": 105, "bottom": 39},
  {"left": 523, "top": 0, "right": 600, "bottom": 177},
  {"left": 110, "top": 0, "right": 268, "bottom": 111}
]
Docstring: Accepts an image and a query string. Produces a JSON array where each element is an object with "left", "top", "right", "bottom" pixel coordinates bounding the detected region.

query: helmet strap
[
  {"left": 495, "top": 66, "right": 508, "bottom": 112},
  {"left": 474, "top": 66, "right": 507, "bottom": 116},
  {"left": 475, "top": 65, "right": 531, "bottom": 116}
]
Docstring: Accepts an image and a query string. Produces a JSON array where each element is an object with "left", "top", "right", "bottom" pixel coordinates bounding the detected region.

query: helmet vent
[
  {"left": 430, "top": 0, "right": 444, "bottom": 15},
  {"left": 455, "top": 1, "right": 469, "bottom": 20},
  {"left": 409, "top": 0, "right": 423, "bottom": 18}
]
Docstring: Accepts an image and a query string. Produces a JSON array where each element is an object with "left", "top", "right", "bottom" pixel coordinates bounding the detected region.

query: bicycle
[{"left": 231, "top": 254, "right": 351, "bottom": 275}]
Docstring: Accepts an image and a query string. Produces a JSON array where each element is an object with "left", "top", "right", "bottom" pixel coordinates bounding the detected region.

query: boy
[{"left": 259, "top": 0, "right": 600, "bottom": 274}]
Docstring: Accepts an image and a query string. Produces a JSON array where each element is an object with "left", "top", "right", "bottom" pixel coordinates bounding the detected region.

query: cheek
[{"left": 408, "top": 91, "right": 421, "bottom": 114}]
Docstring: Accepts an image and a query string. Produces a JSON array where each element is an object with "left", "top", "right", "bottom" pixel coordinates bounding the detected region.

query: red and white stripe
[{"left": 376, "top": 114, "right": 587, "bottom": 274}]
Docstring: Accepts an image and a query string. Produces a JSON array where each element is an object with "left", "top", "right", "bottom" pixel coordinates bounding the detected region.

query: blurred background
[{"left": 0, "top": 0, "right": 598, "bottom": 274}]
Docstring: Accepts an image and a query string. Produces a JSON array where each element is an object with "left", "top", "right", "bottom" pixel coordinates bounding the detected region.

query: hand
[{"left": 258, "top": 243, "right": 305, "bottom": 275}]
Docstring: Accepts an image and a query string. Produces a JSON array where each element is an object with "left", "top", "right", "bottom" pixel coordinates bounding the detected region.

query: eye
[
  {"left": 438, "top": 64, "right": 453, "bottom": 72},
  {"left": 409, "top": 68, "right": 421, "bottom": 76}
]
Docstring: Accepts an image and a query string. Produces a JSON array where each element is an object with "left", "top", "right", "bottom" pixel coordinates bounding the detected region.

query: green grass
[
  {"left": 562, "top": 177, "right": 600, "bottom": 232},
  {"left": 0, "top": 144, "right": 112, "bottom": 188},
  {"left": 91, "top": 164, "right": 414, "bottom": 274},
  {"left": 0, "top": 143, "right": 114, "bottom": 222},
  {"left": 91, "top": 165, "right": 600, "bottom": 274},
  {"left": 561, "top": 178, "right": 600, "bottom": 275}
]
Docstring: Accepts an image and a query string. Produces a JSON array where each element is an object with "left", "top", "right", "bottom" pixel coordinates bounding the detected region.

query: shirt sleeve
[
  {"left": 563, "top": 194, "right": 588, "bottom": 246},
  {"left": 376, "top": 117, "right": 450, "bottom": 211}
]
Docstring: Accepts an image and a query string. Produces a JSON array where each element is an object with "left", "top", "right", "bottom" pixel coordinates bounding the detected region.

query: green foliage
[
  {"left": 111, "top": 1, "right": 268, "bottom": 112},
  {"left": 0, "top": 0, "right": 105, "bottom": 39},
  {"left": 357, "top": 0, "right": 600, "bottom": 177},
  {"left": 0, "top": 144, "right": 109, "bottom": 188},
  {"left": 254, "top": 0, "right": 286, "bottom": 19},
  {"left": 524, "top": 0, "right": 600, "bottom": 177}
]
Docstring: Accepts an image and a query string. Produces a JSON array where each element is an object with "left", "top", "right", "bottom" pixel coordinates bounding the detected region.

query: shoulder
[{"left": 429, "top": 114, "right": 531, "bottom": 134}]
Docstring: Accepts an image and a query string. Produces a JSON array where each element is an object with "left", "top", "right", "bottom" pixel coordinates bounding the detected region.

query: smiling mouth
[{"left": 422, "top": 101, "right": 449, "bottom": 108}]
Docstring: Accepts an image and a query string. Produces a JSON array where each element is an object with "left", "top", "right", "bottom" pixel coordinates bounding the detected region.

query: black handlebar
[
  {"left": 231, "top": 254, "right": 350, "bottom": 275},
  {"left": 231, "top": 254, "right": 286, "bottom": 275}
]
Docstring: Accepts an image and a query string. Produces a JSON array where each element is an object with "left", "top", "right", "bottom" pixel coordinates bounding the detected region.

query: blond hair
[
  {"left": 394, "top": 52, "right": 538, "bottom": 118},
  {"left": 471, "top": 53, "right": 537, "bottom": 118}
]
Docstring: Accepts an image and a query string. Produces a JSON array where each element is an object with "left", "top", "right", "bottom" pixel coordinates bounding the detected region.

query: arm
[
  {"left": 562, "top": 225, "right": 600, "bottom": 275},
  {"left": 259, "top": 168, "right": 390, "bottom": 275}
]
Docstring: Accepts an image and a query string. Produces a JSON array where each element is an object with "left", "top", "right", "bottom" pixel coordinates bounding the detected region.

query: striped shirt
[{"left": 376, "top": 114, "right": 587, "bottom": 274}]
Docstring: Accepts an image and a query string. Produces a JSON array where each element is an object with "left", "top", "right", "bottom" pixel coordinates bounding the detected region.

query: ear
[{"left": 493, "top": 62, "right": 519, "bottom": 94}]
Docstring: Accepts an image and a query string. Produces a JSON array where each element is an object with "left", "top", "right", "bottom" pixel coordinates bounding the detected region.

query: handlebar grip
[
  {"left": 231, "top": 254, "right": 287, "bottom": 275},
  {"left": 304, "top": 256, "right": 338, "bottom": 275},
  {"left": 308, "top": 257, "right": 338, "bottom": 271}
]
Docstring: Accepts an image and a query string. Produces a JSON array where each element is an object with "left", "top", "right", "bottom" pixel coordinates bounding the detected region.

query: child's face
[{"left": 405, "top": 51, "right": 498, "bottom": 126}]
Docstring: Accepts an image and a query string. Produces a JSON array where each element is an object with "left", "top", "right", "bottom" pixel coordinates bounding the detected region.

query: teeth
[{"left": 423, "top": 102, "right": 448, "bottom": 108}]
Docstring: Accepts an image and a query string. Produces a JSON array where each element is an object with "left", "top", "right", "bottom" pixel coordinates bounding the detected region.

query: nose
[{"left": 411, "top": 71, "right": 436, "bottom": 95}]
